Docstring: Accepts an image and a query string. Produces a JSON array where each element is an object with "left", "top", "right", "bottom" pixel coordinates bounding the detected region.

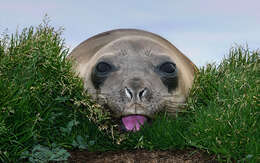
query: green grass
[
  {"left": 0, "top": 20, "right": 111, "bottom": 162},
  {"left": 0, "top": 21, "right": 259, "bottom": 162},
  {"left": 186, "top": 47, "right": 260, "bottom": 162}
]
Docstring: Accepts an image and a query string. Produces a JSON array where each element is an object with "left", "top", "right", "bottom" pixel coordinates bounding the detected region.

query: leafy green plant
[
  {"left": 72, "top": 135, "right": 95, "bottom": 150},
  {"left": 21, "top": 144, "right": 70, "bottom": 163}
]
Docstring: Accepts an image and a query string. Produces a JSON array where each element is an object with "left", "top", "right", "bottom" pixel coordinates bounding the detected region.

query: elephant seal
[{"left": 69, "top": 29, "right": 197, "bottom": 131}]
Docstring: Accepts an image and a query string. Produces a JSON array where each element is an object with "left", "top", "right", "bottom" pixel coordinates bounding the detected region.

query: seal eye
[
  {"left": 96, "top": 62, "right": 112, "bottom": 73},
  {"left": 159, "top": 62, "right": 176, "bottom": 74},
  {"left": 156, "top": 61, "right": 178, "bottom": 92},
  {"left": 92, "top": 61, "right": 115, "bottom": 89}
]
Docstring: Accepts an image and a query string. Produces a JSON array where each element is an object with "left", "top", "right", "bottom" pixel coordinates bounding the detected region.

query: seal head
[{"left": 69, "top": 29, "right": 197, "bottom": 131}]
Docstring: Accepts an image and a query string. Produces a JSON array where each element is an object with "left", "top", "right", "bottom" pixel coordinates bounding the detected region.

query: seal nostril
[
  {"left": 125, "top": 87, "right": 133, "bottom": 100},
  {"left": 138, "top": 88, "right": 147, "bottom": 101}
]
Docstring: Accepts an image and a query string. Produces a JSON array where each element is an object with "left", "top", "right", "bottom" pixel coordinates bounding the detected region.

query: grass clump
[
  {"left": 0, "top": 20, "right": 111, "bottom": 162},
  {"left": 117, "top": 113, "right": 188, "bottom": 150},
  {"left": 187, "top": 47, "right": 259, "bottom": 162}
]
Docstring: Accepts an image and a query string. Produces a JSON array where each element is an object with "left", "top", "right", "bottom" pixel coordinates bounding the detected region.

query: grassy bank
[
  {"left": 187, "top": 47, "right": 259, "bottom": 162},
  {"left": 0, "top": 22, "right": 259, "bottom": 162},
  {"left": 0, "top": 21, "right": 110, "bottom": 162}
]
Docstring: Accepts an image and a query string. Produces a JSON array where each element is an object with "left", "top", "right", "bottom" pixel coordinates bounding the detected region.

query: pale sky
[{"left": 1, "top": 0, "right": 259, "bottom": 67}]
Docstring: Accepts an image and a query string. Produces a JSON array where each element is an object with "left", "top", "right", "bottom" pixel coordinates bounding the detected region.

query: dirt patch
[{"left": 68, "top": 149, "right": 218, "bottom": 163}]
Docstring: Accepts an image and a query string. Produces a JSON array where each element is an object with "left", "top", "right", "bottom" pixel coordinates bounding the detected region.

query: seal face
[{"left": 69, "top": 29, "right": 197, "bottom": 131}]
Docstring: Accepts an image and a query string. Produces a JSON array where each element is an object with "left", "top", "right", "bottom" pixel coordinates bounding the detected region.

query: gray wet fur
[{"left": 69, "top": 29, "right": 197, "bottom": 118}]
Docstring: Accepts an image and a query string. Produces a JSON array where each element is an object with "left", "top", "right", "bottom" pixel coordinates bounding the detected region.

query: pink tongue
[{"left": 122, "top": 115, "right": 147, "bottom": 131}]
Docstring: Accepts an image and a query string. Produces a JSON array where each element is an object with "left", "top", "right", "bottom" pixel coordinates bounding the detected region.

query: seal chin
[{"left": 122, "top": 103, "right": 152, "bottom": 115}]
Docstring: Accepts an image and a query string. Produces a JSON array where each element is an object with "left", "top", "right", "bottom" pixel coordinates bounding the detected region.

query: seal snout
[
  {"left": 123, "top": 77, "right": 151, "bottom": 103},
  {"left": 124, "top": 87, "right": 147, "bottom": 102},
  {"left": 120, "top": 78, "right": 153, "bottom": 131}
]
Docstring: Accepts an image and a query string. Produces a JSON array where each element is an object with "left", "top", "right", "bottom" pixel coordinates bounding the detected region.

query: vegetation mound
[{"left": 0, "top": 21, "right": 259, "bottom": 162}]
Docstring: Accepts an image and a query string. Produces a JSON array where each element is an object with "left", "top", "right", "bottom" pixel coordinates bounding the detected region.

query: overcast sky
[{"left": 1, "top": 0, "right": 259, "bottom": 67}]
